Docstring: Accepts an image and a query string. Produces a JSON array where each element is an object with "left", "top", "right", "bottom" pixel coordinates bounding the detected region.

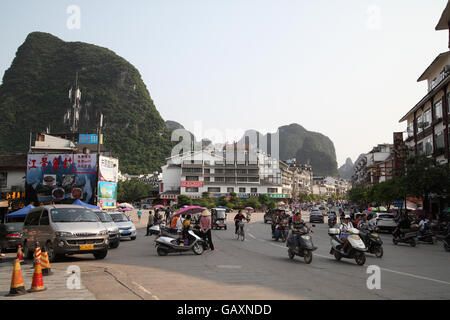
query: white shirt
[
  {"left": 176, "top": 217, "right": 184, "bottom": 231},
  {"left": 340, "top": 221, "right": 354, "bottom": 232}
]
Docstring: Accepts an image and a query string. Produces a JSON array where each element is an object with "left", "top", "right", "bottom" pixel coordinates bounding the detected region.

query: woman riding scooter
[
  {"left": 290, "top": 213, "right": 314, "bottom": 251},
  {"left": 340, "top": 215, "right": 354, "bottom": 254}
]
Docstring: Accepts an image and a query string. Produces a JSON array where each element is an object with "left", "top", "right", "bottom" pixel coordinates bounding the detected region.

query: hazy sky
[{"left": 1, "top": 1, "right": 448, "bottom": 167}]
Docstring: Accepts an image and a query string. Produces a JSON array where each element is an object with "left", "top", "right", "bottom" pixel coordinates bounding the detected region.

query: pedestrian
[
  {"left": 146, "top": 210, "right": 154, "bottom": 236},
  {"left": 182, "top": 214, "right": 191, "bottom": 245},
  {"left": 200, "top": 209, "right": 215, "bottom": 251},
  {"left": 165, "top": 207, "right": 171, "bottom": 225},
  {"left": 137, "top": 209, "right": 142, "bottom": 221}
]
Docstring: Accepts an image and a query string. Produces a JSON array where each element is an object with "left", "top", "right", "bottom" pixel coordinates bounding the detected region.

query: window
[
  {"left": 417, "top": 142, "right": 424, "bottom": 155},
  {"left": 248, "top": 177, "right": 259, "bottom": 182},
  {"left": 423, "top": 109, "right": 431, "bottom": 129},
  {"left": 39, "top": 210, "right": 49, "bottom": 225},
  {"left": 435, "top": 130, "right": 445, "bottom": 150},
  {"left": 434, "top": 100, "right": 443, "bottom": 120},
  {"left": 236, "top": 169, "right": 247, "bottom": 174},
  {"left": 424, "top": 136, "right": 433, "bottom": 155},
  {"left": 204, "top": 177, "right": 210, "bottom": 182},
  {"left": 0, "top": 171, "right": 6, "bottom": 189},
  {"left": 225, "top": 177, "right": 236, "bottom": 183},
  {"left": 208, "top": 187, "right": 221, "bottom": 193},
  {"left": 237, "top": 177, "right": 247, "bottom": 182},
  {"left": 185, "top": 187, "right": 199, "bottom": 193},
  {"left": 407, "top": 122, "right": 414, "bottom": 137},
  {"left": 215, "top": 177, "right": 225, "bottom": 182},
  {"left": 416, "top": 114, "right": 423, "bottom": 133},
  {"left": 215, "top": 169, "right": 224, "bottom": 174},
  {"left": 185, "top": 176, "right": 199, "bottom": 181},
  {"left": 204, "top": 169, "right": 210, "bottom": 174},
  {"left": 250, "top": 188, "right": 257, "bottom": 193},
  {"left": 248, "top": 169, "right": 258, "bottom": 174},
  {"left": 24, "top": 209, "right": 42, "bottom": 226},
  {"left": 239, "top": 187, "right": 246, "bottom": 193},
  {"left": 182, "top": 168, "right": 202, "bottom": 173},
  {"left": 227, "top": 187, "right": 234, "bottom": 193},
  {"left": 267, "top": 188, "right": 278, "bottom": 193}
]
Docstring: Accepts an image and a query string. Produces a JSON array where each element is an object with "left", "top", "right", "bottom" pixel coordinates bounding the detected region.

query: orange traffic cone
[
  {"left": 40, "top": 251, "right": 52, "bottom": 276},
  {"left": 16, "top": 245, "right": 24, "bottom": 263},
  {"left": 28, "top": 259, "right": 46, "bottom": 292},
  {"left": 31, "top": 246, "right": 41, "bottom": 269},
  {"left": 5, "top": 259, "right": 27, "bottom": 296}
]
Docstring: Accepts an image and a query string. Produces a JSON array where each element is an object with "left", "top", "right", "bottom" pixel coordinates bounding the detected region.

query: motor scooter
[
  {"left": 392, "top": 223, "right": 419, "bottom": 247},
  {"left": 358, "top": 226, "right": 383, "bottom": 258},
  {"left": 286, "top": 226, "right": 316, "bottom": 264},
  {"left": 155, "top": 229, "right": 204, "bottom": 256},
  {"left": 329, "top": 227, "right": 367, "bottom": 266}
]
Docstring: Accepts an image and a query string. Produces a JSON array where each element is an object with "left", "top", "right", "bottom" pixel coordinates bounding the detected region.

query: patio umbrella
[
  {"left": 119, "top": 207, "right": 133, "bottom": 211},
  {"left": 245, "top": 207, "right": 254, "bottom": 211},
  {"left": 171, "top": 206, "right": 205, "bottom": 218},
  {"left": 153, "top": 205, "right": 164, "bottom": 209},
  {"left": 118, "top": 202, "right": 134, "bottom": 209}
]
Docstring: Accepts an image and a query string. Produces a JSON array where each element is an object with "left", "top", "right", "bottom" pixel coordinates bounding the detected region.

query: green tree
[{"left": 177, "top": 195, "right": 192, "bottom": 207}]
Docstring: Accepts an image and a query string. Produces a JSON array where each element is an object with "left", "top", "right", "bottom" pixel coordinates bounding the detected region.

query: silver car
[
  {"left": 93, "top": 210, "right": 120, "bottom": 249},
  {"left": 22, "top": 205, "right": 109, "bottom": 262},
  {"left": 109, "top": 212, "right": 137, "bottom": 240}
]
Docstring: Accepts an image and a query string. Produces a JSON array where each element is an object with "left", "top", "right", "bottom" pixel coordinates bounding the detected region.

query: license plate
[
  {"left": 80, "top": 244, "right": 94, "bottom": 250},
  {"left": 122, "top": 231, "right": 131, "bottom": 235}
]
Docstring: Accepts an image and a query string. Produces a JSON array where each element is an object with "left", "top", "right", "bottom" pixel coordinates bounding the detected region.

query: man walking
[
  {"left": 146, "top": 210, "right": 154, "bottom": 236},
  {"left": 200, "top": 210, "right": 215, "bottom": 251}
]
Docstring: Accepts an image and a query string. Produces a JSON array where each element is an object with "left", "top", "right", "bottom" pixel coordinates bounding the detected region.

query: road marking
[
  {"left": 132, "top": 281, "right": 160, "bottom": 300},
  {"left": 380, "top": 268, "right": 450, "bottom": 286},
  {"left": 217, "top": 265, "right": 242, "bottom": 269},
  {"left": 248, "top": 233, "right": 256, "bottom": 239}
]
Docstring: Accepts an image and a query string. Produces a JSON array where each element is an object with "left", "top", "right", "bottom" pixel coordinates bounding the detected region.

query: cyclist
[{"left": 234, "top": 210, "right": 247, "bottom": 234}]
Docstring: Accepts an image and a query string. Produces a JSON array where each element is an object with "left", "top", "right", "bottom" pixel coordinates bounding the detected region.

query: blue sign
[
  {"left": 393, "top": 200, "right": 404, "bottom": 208},
  {"left": 79, "top": 134, "right": 103, "bottom": 144}
]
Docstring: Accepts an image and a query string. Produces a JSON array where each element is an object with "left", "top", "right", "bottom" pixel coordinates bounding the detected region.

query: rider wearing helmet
[{"left": 340, "top": 215, "right": 354, "bottom": 253}]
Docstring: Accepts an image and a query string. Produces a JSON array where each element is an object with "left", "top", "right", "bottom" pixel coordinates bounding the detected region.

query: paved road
[{"left": 9, "top": 212, "right": 449, "bottom": 300}]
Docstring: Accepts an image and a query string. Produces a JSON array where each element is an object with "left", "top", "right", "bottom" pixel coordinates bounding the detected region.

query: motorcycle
[
  {"left": 392, "top": 223, "right": 419, "bottom": 247},
  {"left": 154, "top": 229, "right": 204, "bottom": 256},
  {"left": 329, "top": 227, "right": 367, "bottom": 266},
  {"left": 328, "top": 215, "right": 337, "bottom": 228},
  {"left": 437, "top": 225, "right": 450, "bottom": 252},
  {"left": 286, "top": 226, "right": 316, "bottom": 264},
  {"left": 358, "top": 226, "right": 383, "bottom": 258},
  {"left": 274, "top": 219, "right": 289, "bottom": 242},
  {"left": 191, "top": 224, "right": 211, "bottom": 250},
  {"left": 148, "top": 223, "right": 178, "bottom": 238},
  {"left": 417, "top": 222, "right": 437, "bottom": 244}
]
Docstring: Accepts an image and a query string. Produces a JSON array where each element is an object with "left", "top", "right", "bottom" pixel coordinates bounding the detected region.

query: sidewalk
[{"left": 0, "top": 256, "right": 95, "bottom": 300}]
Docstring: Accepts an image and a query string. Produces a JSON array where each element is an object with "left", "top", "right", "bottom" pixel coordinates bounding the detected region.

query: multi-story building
[
  {"left": 351, "top": 144, "right": 394, "bottom": 187},
  {"left": 160, "top": 148, "right": 288, "bottom": 201},
  {"left": 399, "top": 3, "right": 450, "bottom": 165},
  {"left": 285, "top": 159, "right": 313, "bottom": 198}
]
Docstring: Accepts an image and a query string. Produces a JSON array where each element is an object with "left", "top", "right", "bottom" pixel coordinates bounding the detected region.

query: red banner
[{"left": 180, "top": 181, "right": 204, "bottom": 188}]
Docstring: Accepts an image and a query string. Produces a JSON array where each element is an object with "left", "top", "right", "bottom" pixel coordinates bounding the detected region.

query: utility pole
[{"left": 95, "top": 113, "right": 103, "bottom": 206}]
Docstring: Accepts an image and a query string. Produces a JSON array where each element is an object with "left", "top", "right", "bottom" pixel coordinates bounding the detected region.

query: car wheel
[
  {"left": 131, "top": 236, "right": 136, "bottom": 241},
  {"left": 45, "top": 241, "right": 56, "bottom": 263},
  {"left": 93, "top": 250, "right": 108, "bottom": 260},
  {"left": 109, "top": 240, "right": 120, "bottom": 249}
]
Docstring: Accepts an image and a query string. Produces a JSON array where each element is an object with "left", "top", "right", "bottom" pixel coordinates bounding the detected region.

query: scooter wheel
[
  {"left": 288, "top": 249, "right": 295, "bottom": 260},
  {"left": 444, "top": 243, "right": 450, "bottom": 252},
  {"left": 304, "top": 251, "right": 313, "bottom": 264},
  {"left": 157, "top": 247, "right": 168, "bottom": 256},
  {"left": 355, "top": 253, "right": 366, "bottom": 266},
  {"left": 374, "top": 247, "right": 383, "bottom": 258},
  {"left": 192, "top": 243, "right": 204, "bottom": 255},
  {"left": 393, "top": 238, "right": 398, "bottom": 245},
  {"left": 410, "top": 239, "right": 417, "bottom": 247},
  {"left": 334, "top": 251, "right": 342, "bottom": 261}
]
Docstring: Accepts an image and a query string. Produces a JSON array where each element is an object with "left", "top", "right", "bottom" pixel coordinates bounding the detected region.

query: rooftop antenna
[{"left": 65, "top": 71, "right": 82, "bottom": 134}]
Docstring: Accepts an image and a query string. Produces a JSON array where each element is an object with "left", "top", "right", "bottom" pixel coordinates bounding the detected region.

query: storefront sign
[
  {"left": 79, "top": 134, "right": 103, "bottom": 144},
  {"left": 180, "top": 181, "right": 204, "bottom": 188},
  {"left": 267, "top": 194, "right": 288, "bottom": 199}
]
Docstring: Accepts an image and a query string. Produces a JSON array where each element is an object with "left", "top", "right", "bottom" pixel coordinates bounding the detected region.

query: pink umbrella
[
  {"left": 153, "top": 205, "right": 164, "bottom": 209},
  {"left": 119, "top": 207, "right": 133, "bottom": 211},
  {"left": 294, "top": 204, "right": 301, "bottom": 208},
  {"left": 245, "top": 207, "right": 254, "bottom": 211},
  {"left": 171, "top": 206, "right": 205, "bottom": 218}
]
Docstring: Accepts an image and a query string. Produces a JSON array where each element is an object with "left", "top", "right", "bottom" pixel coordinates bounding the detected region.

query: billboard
[
  {"left": 99, "top": 155, "right": 119, "bottom": 183},
  {"left": 26, "top": 154, "right": 97, "bottom": 204},
  {"left": 79, "top": 134, "right": 103, "bottom": 144},
  {"left": 98, "top": 181, "right": 117, "bottom": 209},
  {"left": 180, "top": 181, "right": 204, "bottom": 188}
]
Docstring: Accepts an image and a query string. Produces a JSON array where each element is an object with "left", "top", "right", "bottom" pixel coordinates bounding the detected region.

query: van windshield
[
  {"left": 94, "top": 211, "right": 113, "bottom": 223},
  {"left": 51, "top": 208, "right": 99, "bottom": 223}
]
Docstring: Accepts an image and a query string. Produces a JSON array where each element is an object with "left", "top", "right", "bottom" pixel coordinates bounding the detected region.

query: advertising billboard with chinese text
[
  {"left": 26, "top": 154, "right": 97, "bottom": 204},
  {"left": 98, "top": 181, "right": 117, "bottom": 209}
]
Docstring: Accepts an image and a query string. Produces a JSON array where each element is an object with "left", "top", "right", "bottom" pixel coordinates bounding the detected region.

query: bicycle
[{"left": 236, "top": 221, "right": 245, "bottom": 241}]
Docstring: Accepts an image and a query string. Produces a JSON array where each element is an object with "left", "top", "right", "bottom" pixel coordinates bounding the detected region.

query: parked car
[
  {"left": 374, "top": 212, "right": 396, "bottom": 232},
  {"left": 93, "top": 210, "right": 120, "bottom": 249},
  {"left": 21, "top": 205, "right": 109, "bottom": 262},
  {"left": 0, "top": 222, "right": 24, "bottom": 252},
  {"left": 109, "top": 212, "right": 137, "bottom": 240},
  {"left": 310, "top": 211, "right": 324, "bottom": 223}
]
